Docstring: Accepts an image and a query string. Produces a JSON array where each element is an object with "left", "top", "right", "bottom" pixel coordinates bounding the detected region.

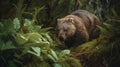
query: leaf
[
  {"left": 97, "top": 26, "right": 110, "bottom": 37},
  {"left": 24, "top": 19, "right": 32, "bottom": 26},
  {"left": 26, "top": 32, "right": 43, "bottom": 43},
  {"left": 48, "top": 54, "right": 56, "bottom": 62},
  {"left": 42, "top": 33, "right": 53, "bottom": 45},
  {"left": 59, "top": 50, "right": 70, "bottom": 57},
  {"left": 13, "top": 59, "right": 22, "bottom": 65},
  {"left": 4, "top": 19, "right": 15, "bottom": 33},
  {"left": 28, "top": 47, "right": 41, "bottom": 56},
  {"left": 1, "top": 41, "right": 16, "bottom": 51},
  {"left": 54, "top": 63, "right": 62, "bottom": 67},
  {"left": 40, "top": 35, "right": 49, "bottom": 43},
  {"left": 8, "top": 60, "right": 17, "bottom": 67},
  {"left": 15, "top": 33, "right": 28, "bottom": 44},
  {"left": 50, "top": 49, "right": 58, "bottom": 60},
  {"left": 103, "top": 23, "right": 114, "bottom": 32},
  {"left": 0, "top": 40, "right": 4, "bottom": 50},
  {"left": 39, "top": 27, "right": 53, "bottom": 33},
  {"left": 77, "top": 0, "right": 82, "bottom": 6},
  {"left": 13, "top": 18, "right": 20, "bottom": 30},
  {"left": 40, "top": 61, "right": 51, "bottom": 67},
  {"left": 0, "top": 23, "right": 3, "bottom": 32},
  {"left": 44, "top": 33, "right": 52, "bottom": 42},
  {"left": 111, "top": 8, "right": 118, "bottom": 16},
  {"left": 23, "top": 19, "right": 34, "bottom": 32},
  {"left": 33, "top": 25, "right": 42, "bottom": 32}
]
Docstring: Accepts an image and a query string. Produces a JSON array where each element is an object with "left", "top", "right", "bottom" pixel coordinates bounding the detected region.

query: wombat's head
[{"left": 56, "top": 17, "right": 76, "bottom": 41}]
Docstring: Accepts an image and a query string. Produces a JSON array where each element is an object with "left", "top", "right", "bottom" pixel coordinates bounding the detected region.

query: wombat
[{"left": 56, "top": 10, "right": 101, "bottom": 47}]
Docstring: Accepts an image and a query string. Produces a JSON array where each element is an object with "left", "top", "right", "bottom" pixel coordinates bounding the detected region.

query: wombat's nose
[
  {"left": 58, "top": 34, "right": 66, "bottom": 41},
  {"left": 59, "top": 36, "right": 64, "bottom": 41}
]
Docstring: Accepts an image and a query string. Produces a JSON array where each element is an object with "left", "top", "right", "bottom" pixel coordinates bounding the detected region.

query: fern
[{"left": 0, "top": 18, "right": 82, "bottom": 67}]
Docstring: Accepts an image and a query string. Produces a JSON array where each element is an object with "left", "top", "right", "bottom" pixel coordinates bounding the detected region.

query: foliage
[
  {"left": 0, "top": 18, "right": 82, "bottom": 67},
  {"left": 71, "top": 19, "right": 120, "bottom": 67},
  {"left": 0, "top": 0, "right": 120, "bottom": 26},
  {"left": 0, "top": 0, "right": 120, "bottom": 67}
]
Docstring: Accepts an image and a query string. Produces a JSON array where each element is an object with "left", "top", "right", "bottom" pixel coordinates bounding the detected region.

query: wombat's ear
[
  {"left": 57, "top": 19, "right": 61, "bottom": 22},
  {"left": 68, "top": 18, "right": 74, "bottom": 23}
]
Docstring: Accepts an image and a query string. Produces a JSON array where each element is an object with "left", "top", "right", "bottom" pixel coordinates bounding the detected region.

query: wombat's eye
[
  {"left": 57, "top": 29, "right": 59, "bottom": 31},
  {"left": 64, "top": 29, "right": 68, "bottom": 31}
]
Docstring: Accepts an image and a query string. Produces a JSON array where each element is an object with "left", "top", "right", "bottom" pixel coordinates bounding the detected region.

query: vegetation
[
  {"left": 0, "top": 18, "right": 82, "bottom": 67},
  {"left": 0, "top": 0, "right": 120, "bottom": 67}
]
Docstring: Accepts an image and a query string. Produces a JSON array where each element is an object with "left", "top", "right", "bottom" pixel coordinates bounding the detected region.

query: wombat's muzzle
[
  {"left": 58, "top": 34, "right": 66, "bottom": 41},
  {"left": 59, "top": 36, "right": 65, "bottom": 41}
]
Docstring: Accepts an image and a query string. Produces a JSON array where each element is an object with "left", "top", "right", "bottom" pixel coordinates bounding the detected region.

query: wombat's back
[{"left": 71, "top": 10, "right": 101, "bottom": 39}]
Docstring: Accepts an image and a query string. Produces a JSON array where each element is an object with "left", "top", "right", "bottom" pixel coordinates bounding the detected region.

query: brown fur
[{"left": 56, "top": 10, "right": 101, "bottom": 47}]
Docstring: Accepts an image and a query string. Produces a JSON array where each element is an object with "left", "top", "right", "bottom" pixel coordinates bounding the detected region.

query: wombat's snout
[
  {"left": 58, "top": 32, "right": 66, "bottom": 41},
  {"left": 59, "top": 36, "right": 65, "bottom": 41}
]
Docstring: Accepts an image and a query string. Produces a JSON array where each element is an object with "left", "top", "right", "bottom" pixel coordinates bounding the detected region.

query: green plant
[{"left": 0, "top": 18, "right": 82, "bottom": 67}]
